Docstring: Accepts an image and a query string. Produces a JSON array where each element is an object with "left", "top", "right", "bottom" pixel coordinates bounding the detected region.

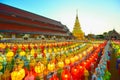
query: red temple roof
[{"left": 0, "top": 3, "right": 71, "bottom": 36}]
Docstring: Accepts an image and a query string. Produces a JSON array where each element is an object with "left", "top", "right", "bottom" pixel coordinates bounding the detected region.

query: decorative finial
[{"left": 76, "top": 9, "right": 78, "bottom": 18}]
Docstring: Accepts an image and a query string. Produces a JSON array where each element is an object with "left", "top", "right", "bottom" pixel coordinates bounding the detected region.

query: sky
[{"left": 0, "top": 0, "right": 120, "bottom": 35}]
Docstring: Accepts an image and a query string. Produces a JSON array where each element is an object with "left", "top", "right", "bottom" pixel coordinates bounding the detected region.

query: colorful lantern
[
  {"left": 61, "top": 68, "right": 71, "bottom": 80},
  {"left": 34, "top": 62, "right": 45, "bottom": 74},
  {"left": 65, "top": 58, "right": 70, "bottom": 65},
  {"left": 49, "top": 74, "right": 59, "bottom": 80},
  {"left": 11, "top": 68, "right": 25, "bottom": 80},
  {"left": 19, "top": 51, "right": 26, "bottom": 56},
  {"left": 71, "top": 66, "right": 79, "bottom": 79},
  {"left": 79, "top": 54, "right": 82, "bottom": 60},
  {"left": 0, "top": 62, "right": 3, "bottom": 71},
  {"left": 47, "top": 62, "right": 55, "bottom": 72},
  {"left": 57, "top": 60, "right": 64, "bottom": 68}
]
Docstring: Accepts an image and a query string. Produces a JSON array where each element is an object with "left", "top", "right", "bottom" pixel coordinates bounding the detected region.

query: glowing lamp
[
  {"left": 0, "top": 63, "right": 3, "bottom": 70},
  {"left": 65, "top": 58, "right": 70, "bottom": 65},
  {"left": 79, "top": 54, "right": 82, "bottom": 59},
  {"left": 83, "top": 51, "right": 86, "bottom": 57},
  {"left": 11, "top": 69, "right": 25, "bottom": 80},
  {"left": 47, "top": 63, "right": 55, "bottom": 72},
  {"left": 49, "top": 74, "right": 59, "bottom": 80},
  {"left": 6, "top": 51, "right": 14, "bottom": 57},
  {"left": 19, "top": 51, "right": 26, "bottom": 56},
  {"left": 70, "top": 57, "right": 75, "bottom": 64},
  {"left": 57, "top": 60, "right": 64, "bottom": 68},
  {"left": 71, "top": 66, "right": 79, "bottom": 79},
  {"left": 74, "top": 55, "right": 79, "bottom": 61},
  {"left": 22, "top": 45, "right": 26, "bottom": 51},
  {"left": 30, "top": 48, "right": 35, "bottom": 56},
  {"left": 35, "top": 62, "right": 45, "bottom": 73},
  {"left": 61, "top": 69, "right": 71, "bottom": 80}
]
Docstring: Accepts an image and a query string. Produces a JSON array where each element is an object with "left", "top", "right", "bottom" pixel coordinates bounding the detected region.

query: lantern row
[{"left": 0, "top": 41, "right": 105, "bottom": 80}]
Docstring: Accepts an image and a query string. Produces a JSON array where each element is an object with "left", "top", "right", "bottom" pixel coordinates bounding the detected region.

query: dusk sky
[{"left": 0, "top": 0, "right": 120, "bottom": 35}]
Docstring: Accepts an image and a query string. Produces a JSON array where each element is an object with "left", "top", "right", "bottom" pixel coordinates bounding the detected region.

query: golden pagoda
[{"left": 72, "top": 11, "right": 84, "bottom": 40}]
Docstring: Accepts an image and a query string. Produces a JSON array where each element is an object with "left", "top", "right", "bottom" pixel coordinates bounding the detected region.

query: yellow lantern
[
  {"left": 19, "top": 51, "right": 26, "bottom": 56},
  {"left": 11, "top": 71, "right": 18, "bottom": 80},
  {"left": 74, "top": 55, "right": 79, "bottom": 61},
  {"left": 0, "top": 63, "right": 3, "bottom": 70},
  {"left": 47, "top": 62, "right": 55, "bottom": 71},
  {"left": 18, "top": 60, "right": 24, "bottom": 69},
  {"left": 29, "top": 58, "right": 36, "bottom": 67},
  {"left": 83, "top": 51, "right": 86, "bottom": 57},
  {"left": 70, "top": 57, "right": 75, "bottom": 64},
  {"left": 43, "top": 48, "right": 47, "bottom": 54},
  {"left": 11, "top": 69, "right": 25, "bottom": 80},
  {"left": 30, "top": 48, "right": 35, "bottom": 56},
  {"left": 53, "top": 48, "right": 57, "bottom": 54},
  {"left": 65, "top": 58, "right": 70, "bottom": 65},
  {"left": 79, "top": 54, "right": 82, "bottom": 60},
  {"left": 35, "top": 62, "right": 45, "bottom": 73},
  {"left": 0, "top": 56, "right": 3, "bottom": 62},
  {"left": 17, "top": 69, "right": 25, "bottom": 80},
  {"left": 6, "top": 51, "right": 14, "bottom": 57},
  {"left": 57, "top": 60, "right": 64, "bottom": 68},
  {"left": 6, "top": 51, "right": 14, "bottom": 62},
  {"left": 48, "top": 48, "right": 52, "bottom": 54}
]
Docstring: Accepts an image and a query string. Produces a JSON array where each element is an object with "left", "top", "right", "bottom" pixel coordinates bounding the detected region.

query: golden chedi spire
[{"left": 72, "top": 10, "right": 84, "bottom": 40}]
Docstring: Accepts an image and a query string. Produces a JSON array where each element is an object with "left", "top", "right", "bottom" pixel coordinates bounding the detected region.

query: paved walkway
[{"left": 109, "top": 51, "right": 120, "bottom": 80}]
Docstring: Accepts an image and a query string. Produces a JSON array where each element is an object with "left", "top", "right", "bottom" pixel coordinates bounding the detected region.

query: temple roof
[
  {"left": 0, "top": 3, "right": 63, "bottom": 27},
  {"left": 0, "top": 3, "right": 71, "bottom": 36}
]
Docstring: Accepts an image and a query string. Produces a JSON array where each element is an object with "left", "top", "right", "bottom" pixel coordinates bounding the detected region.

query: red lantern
[
  {"left": 61, "top": 68, "right": 71, "bottom": 80},
  {"left": 40, "top": 45, "right": 45, "bottom": 57},
  {"left": 71, "top": 66, "right": 79, "bottom": 79},
  {"left": 22, "top": 45, "right": 26, "bottom": 51},
  {"left": 81, "top": 62, "right": 87, "bottom": 68},
  {"left": 49, "top": 74, "right": 59, "bottom": 80},
  {"left": 28, "top": 44, "right": 31, "bottom": 50},
  {"left": 77, "top": 65, "right": 84, "bottom": 79},
  {"left": 12, "top": 46, "right": 18, "bottom": 54}
]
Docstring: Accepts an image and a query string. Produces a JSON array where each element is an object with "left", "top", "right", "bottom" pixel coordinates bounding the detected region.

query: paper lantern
[
  {"left": 11, "top": 69, "right": 25, "bottom": 80},
  {"left": 6, "top": 51, "right": 14, "bottom": 57},
  {"left": 70, "top": 57, "right": 75, "bottom": 64},
  {"left": 30, "top": 48, "right": 35, "bottom": 56},
  {"left": 79, "top": 54, "right": 82, "bottom": 59},
  {"left": 0, "top": 56, "right": 3, "bottom": 62},
  {"left": 19, "top": 51, "right": 26, "bottom": 56},
  {"left": 35, "top": 62, "right": 45, "bottom": 73},
  {"left": 65, "top": 58, "right": 70, "bottom": 65},
  {"left": 83, "top": 51, "right": 86, "bottom": 57},
  {"left": 61, "top": 68, "right": 71, "bottom": 80},
  {"left": 49, "top": 74, "right": 59, "bottom": 80},
  {"left": 74, "top": 55, "right": 79, "bottom": 61},
  {"left": 57, "top": 60, "right": 64, "bottom": 68},
  {"left": 0, "top": 63, "right": 3, "bottom": 70},
  {"left": 47, "top": 63, "right": 55, "bottom": 72},
  {"left": 71, "top": 66, "right": 79, "bottom": 79}
]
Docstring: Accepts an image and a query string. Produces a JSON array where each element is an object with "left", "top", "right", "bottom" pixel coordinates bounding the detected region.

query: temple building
[
  {"left": 0, "top": 3, "right": 72, "bottom": 40},
  {"left": 104, "top": 29, "right": 120, "bottom": 40},
  {"left": 72, "top": 12, "right": 84, "bottom": 40}
]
